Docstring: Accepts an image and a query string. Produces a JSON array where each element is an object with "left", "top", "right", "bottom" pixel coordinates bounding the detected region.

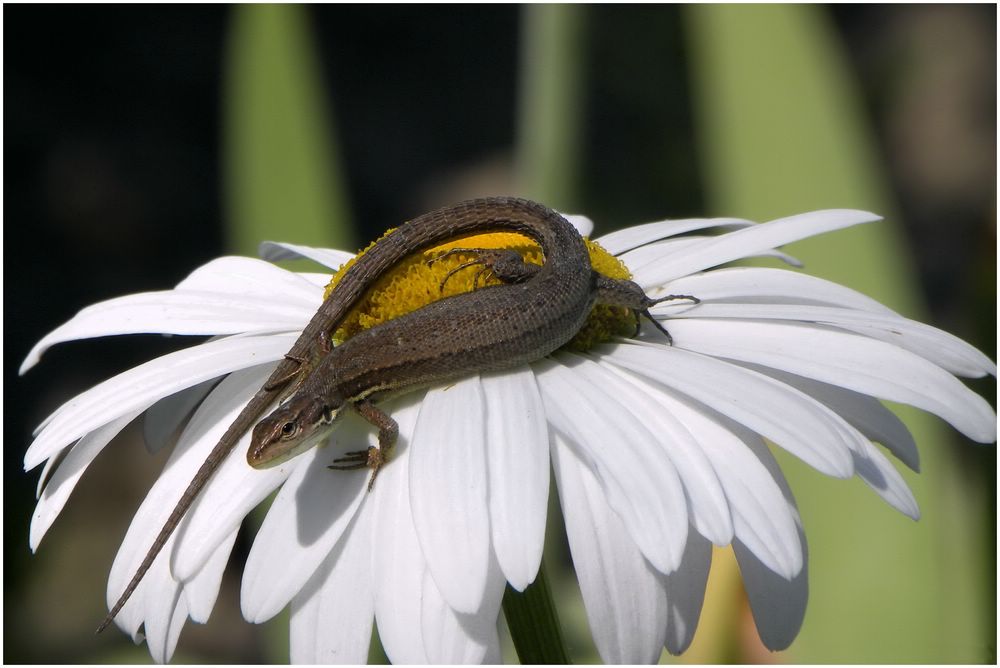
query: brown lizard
[{"left": 98, "top": 196, "right": 692, "bottom": 633}]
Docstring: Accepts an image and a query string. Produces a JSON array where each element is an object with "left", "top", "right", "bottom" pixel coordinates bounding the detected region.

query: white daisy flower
[{"left": 22, "top": 207, "right": 996, "bottom": 664}]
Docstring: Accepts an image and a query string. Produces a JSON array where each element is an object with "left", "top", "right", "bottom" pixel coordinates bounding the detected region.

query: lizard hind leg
[
  {"left": 639, "top": 292, "right": 701, "bottom": 345},
  {"left": 428, "top": 247, "right": 540, "bottom": 293},
  {"left": 265, "top": 330, "right": 334, "bottom": 396},
  {"left": 263, "top": 354, "right": 307, "bottom": 392},
  {"left": 593, "top": 273, "right": 700, "bottom": 345}
]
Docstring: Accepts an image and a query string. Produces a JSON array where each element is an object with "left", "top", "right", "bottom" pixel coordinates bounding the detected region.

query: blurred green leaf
[
  {"left": 223, "top": 4, "right": 353, "bottom": 256},
  {"left": 685, "top": 4, "right": 989, "bottom": 662},
  {"left": 516, "top": 4, "right": 585, "bottom": 210}
]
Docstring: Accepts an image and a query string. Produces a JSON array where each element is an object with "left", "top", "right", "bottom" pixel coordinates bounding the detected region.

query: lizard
[
  {"left": 247, "top": 197, "right": 697, "bottom": 490},
  {"left": 98, "top": 196, "right": 694, "bottom": 634}
]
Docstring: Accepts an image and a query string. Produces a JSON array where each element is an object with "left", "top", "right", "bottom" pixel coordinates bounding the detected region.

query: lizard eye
[
  {"left": 322, "top": 406, "right": 334, "bottom": 423},
  {"left": 280, "top": 421, "right": 297, "bottom": 438}
]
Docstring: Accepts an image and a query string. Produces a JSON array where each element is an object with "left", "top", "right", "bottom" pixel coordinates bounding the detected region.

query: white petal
[
  {"left": 106, "top": 539, "right": 159, "bottom": 639},
  {"left": 851, "top": 439, "right": 920, "bottom": 518},
  {"left": 535, "top": 356, "right": 689, "bottom": 575},
  {"left": 621, "top": 375, "right": 803, "bottom": 579},
  {"left": 410, "top": 376, "right": 491, "bottom": 614},
  {"left": 105, "top": 366, "right": 288, "bottom": 642},
  {"left": 592, "top": 360, "right": 735, "bottom": 546},
  {"left": 34, "top": 447, "right": 65, "bottom": 498},
  {"left": 372, "top": 397, "right": 429, "bottom": 664},
  {"left": 756, "top": 248, "right": 803, "bottom": 267},
  {"left": 30, "top": 411, "right": 140, "bottom": 551},
  {"left": 621, "top": 237, "right": 802, "bottom": 276},
  {"left": 174, "top": 255, "right": 324, "bottom": 303},
  {"left": 290, "top": 497, "right": 376, "bottom": 665},
  {"left": 714, "top": 361, "right": 920, "bottom": 518},
  {"left": 634, "top": 209, "right": 880, "bottom": 286},
  {"left": 183, "top": 527, "right": 239, "bottom": 624},
  {"left": 731, "top": 438, "right": 809, "bottom": 651},
  {"left": 483, "top": 633, "right": 502, "bottom": 664},
  {"left": 551, "top": 436, "right": 669, "bottom": 664},
  {"left": 734, "top": 535, "right": 809, "bottom": 651},
  {"left": 21, "top": 292, "right": 314, "bottom": 375},
  {"left": 595, "top": 217, "right": 754, "bottom": 255},
  {"left": 170, "top": 366, "right": 298, "bottom": 583},
  {"left": 143, "top": 569, "right": 188, "bottom": 664},
  {"left": 298, "top": 272, "right": 339, "bottom": 288},
  {"left": 258, "top": 241, "right": 355, "bottom": 270},
  {"left": 143, "top": 380, "right": 217, "bottom": 455},
  {"left": 24, "top": 333, "right": 297, "bottom": 470},
  {"left": 669, "top": 319, "right": 997, "bottom": 443},
  {"left": 651, "top": 266, "right": 896, "bottom": 314},
  {"left": 662, "top": 531, "right": 712, "bottom": 655},
  {"left": 22, "top": 256, "right": 320, "bottom": 375},
  {"left": 738, "top": 366, "right": 918, "bottom": 517},
  {"left": 666, "top": 302, "right": 996, "bottom": 378},
  {"left": 482, "top": 367, "right": 549, "bottom": 591},
  {"left": 758, "top": 368, "right": 919, "bottom": 471},
  {"left": 106, "top": 422, "right": 216, "bottom": 639},
  {"left": 420, "top": 556, "right": 504, "bottom": 664},
  {"left": 600, "top": 342, "right": 855, "bottom": 478},
  {"left": 241, "top": 421, "right": 370, "bottom": 623},
  {"left": 139, "top": 527, "right": 238, "bottom": 662}
]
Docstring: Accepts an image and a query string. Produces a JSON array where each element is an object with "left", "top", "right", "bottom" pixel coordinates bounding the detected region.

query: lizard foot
[{"left": 328, "top": 446, "right": 387, "bottom": 491}]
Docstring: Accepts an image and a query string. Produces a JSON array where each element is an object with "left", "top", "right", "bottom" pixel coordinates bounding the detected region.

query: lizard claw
[{"left": 328, "top": 448, "right": 371, "bottom": 470}]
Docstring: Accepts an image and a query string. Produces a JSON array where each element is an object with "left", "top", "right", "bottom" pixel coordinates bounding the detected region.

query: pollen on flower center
[{"left": 325, "top": 229, "right": 638, "bottom": 351}]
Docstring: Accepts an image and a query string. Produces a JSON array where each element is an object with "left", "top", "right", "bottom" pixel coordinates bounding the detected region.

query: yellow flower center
[{"left": 325, "top": 230, "right": 638, "bottom": 351}]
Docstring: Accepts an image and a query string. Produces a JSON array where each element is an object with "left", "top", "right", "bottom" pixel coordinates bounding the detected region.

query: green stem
[{"left": 502, "top": 561, "right": 571, "bottom": 664}]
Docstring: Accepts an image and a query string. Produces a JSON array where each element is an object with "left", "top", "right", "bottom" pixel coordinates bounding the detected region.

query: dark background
[{"left": 5, "top": 5, "right": 995, "bottom": 663}]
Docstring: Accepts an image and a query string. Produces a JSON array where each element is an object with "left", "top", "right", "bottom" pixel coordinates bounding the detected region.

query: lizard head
[{"left": 247, "top": 394, "right": 344, "bottom": 468}]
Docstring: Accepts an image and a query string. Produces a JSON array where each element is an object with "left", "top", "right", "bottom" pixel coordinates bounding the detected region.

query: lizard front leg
[{"left": 328, "top": 398, "right": 398, "bottom": 491}]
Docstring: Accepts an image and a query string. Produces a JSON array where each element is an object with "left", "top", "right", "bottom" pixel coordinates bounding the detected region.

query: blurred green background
[{"left": 5, "top": 4, "right": 995, "bottom": 663}]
